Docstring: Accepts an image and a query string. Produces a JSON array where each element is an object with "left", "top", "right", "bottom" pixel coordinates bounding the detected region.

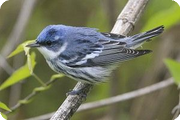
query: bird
[
  {"left": 0, "top": 0, "right": 8, "bottom": 9},
  {"left": 26, "top": 25, "right": 164, "bottom": 84}
]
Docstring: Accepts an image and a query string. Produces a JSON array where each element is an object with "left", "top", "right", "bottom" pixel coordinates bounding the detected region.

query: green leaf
[
  {"left": 0, "top": 53, "right": 36, "bottom": 91},
  {"left": 50, "top": 74, "right": 64, "bottom": 81},
  {"left": 27, "top": 52, "right": 36, "bottom": 74},
  {"left": 164, "top": 59, "right": 180, "bottom": 84},
  {"left": 8, "top": 44, "right": 23, "bottom": 58},
  {"left": 8, "top": 40, "right": 35, "bottom": 58},
  {"left": 0, "top": 65, "right": 30, "bottom": 91},
  {"left": 142, "top": 4, "right": 180, "bottom": 31},
  {"left": 0, "top": 112, "right": 7, "bottom": 120},
  {"left": 0, "top": 102, "right": 11, "bottom": 112}
]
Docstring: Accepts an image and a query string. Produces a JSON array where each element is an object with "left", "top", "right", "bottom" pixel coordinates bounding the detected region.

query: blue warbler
[{"left": 27, "top": 25, "right": 164, "bottom": 84}]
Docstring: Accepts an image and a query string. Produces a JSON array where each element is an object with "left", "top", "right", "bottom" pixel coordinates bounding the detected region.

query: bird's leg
[
  {"left": 66, "top": 86, "right": 87, "bottom": 97},
  {"left": 66, "top": 83, "right": 93, "bottom": 97}
]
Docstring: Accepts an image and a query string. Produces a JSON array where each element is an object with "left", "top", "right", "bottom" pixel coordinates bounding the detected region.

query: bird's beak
[{"left": 26, "top": 42, "right": 40, "bottom": 48}]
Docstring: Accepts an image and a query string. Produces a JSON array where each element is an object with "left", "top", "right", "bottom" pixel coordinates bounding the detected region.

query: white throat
[{"left": 38, "top": 42, "right": 68, "bottom": 59}]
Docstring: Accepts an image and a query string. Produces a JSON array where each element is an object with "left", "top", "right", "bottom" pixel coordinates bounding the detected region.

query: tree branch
[
  {"left": 111, "top": 0, "right": 149, "bottom": 34},
  {"left": 50, "top": 0, "right": 150, "bottom": 119}
]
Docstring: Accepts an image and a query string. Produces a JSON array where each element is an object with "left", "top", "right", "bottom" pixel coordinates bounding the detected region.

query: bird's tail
[{"left": 125, "top": 26, "right": 164, "bottom": 49}]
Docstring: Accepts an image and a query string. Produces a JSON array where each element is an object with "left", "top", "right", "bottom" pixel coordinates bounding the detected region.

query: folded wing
[{"left": 61, "top": 38, "right": 151, "bottom": 67}]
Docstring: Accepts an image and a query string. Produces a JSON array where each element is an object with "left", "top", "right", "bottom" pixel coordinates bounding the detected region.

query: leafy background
[{"left": 0, "top": 0, "right": 180, "bottom": 120}]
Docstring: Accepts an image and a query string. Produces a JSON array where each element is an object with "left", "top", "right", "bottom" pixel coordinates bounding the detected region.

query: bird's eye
[{"left": 46, "top": 41, "right": 52, "bottom": 46}]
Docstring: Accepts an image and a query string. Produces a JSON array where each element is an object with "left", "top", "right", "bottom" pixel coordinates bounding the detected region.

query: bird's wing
[
  {"left": 59, "top": 37, "right": 151, "bottom": 67},
  {"left": 89, "top": 48, "right": 151, "bottom": 66}
]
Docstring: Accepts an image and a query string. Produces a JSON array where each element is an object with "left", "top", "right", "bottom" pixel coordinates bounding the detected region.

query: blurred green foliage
[
  {"left": 165, "top": 59, "right": 180, "bottom": 85},
  {"left": 142, "top": 4, "right": 180, "bottom": 31},
  {"left": 0, "top": 0, "right": 180, "bottom": 120}
]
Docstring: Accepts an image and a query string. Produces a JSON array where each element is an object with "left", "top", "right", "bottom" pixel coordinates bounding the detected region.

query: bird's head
[{"left": 26, "top": 25, "right": 67, "bottom": 59}]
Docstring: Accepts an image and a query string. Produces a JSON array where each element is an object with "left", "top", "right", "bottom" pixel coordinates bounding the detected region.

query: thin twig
[
  {"left": 6, "top": 76, "right": 58, "bottom": 114},
  {"left": 78, "top": 78, "right": 174, "bottom": 112},
  {"left": 50, "top": 0, "right": 150, "bottom": 119},
  {"left": 25, "top": 78, "right": 174, "bottom": 120}
]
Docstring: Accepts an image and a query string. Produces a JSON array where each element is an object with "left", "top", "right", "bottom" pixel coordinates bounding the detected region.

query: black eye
[{"left": 46, "top": 41, "right": 52, "bottom": 46}]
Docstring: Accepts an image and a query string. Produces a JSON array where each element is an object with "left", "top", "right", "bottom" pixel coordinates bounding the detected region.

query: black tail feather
[
  {"left": 131, "top": 25, "right": 164, "bottom": 41},
  {"left": 125, "top": 25, "right": 164, "bottom": 48}
]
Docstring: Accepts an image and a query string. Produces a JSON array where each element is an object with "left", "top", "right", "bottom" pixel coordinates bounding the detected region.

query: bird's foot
[{"left": 66, "top": 88, "right": 87, "bottom": 97}]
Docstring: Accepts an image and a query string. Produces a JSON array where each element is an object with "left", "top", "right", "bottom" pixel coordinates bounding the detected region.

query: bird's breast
[{"left": 46, "top": 58, "right": 113, "bottom": 83}]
